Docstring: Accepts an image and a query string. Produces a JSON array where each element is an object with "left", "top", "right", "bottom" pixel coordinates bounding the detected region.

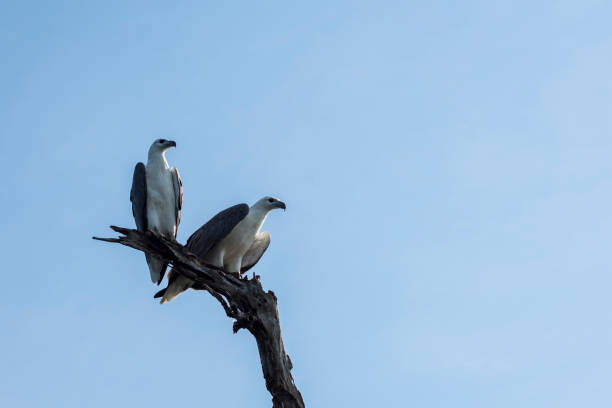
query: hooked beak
[
  {"left": 275, "top": 201, "right": 286, "bottom": 211},
  {"left": 167, "top": 140, "right": 177, "bottom": 148}
]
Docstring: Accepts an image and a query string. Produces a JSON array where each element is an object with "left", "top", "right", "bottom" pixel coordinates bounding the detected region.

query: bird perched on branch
[
  {"left": 130, "top": 139, "right": 183, "bottom": 284},
  {"left": 155, "top": 196, "right": 286, "bottom": 303}
]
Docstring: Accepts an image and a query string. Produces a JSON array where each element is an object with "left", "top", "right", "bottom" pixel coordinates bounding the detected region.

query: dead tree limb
[{"left": 93, "top": 226, "right": 305, "bottom": 408}]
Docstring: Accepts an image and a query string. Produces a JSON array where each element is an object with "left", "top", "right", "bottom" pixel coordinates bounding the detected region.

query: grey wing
[
  {"left": 130, "top": 162, "right": 147, "bottom": 231},
  {"left": 185, "top": 204, "right": 250, "bottom": 258},
  {"left": 170, "top": 167, "right": 183, "bottom": 238},
  {"left": 241, "top": 231, "right": 271, "bottom": 273}
]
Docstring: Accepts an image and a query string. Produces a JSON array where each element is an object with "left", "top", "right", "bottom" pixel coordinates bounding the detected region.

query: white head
[
  {"left": 253, "top": 196, "right": 287, "bottom": 212},
  {"left": 148, "top": 138, "right": 177, "bottom": 157}
]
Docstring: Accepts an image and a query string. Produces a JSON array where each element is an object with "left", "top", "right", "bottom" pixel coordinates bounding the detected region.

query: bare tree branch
[{"left": 93, "top": 226, "right": 305, "bottom": 408}]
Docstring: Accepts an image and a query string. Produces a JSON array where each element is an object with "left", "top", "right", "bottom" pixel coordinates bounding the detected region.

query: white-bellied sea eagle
[
  {"left": 130, "top": 139, "right": 183, "bottom": 284},
  {"left": 155, "top": 196, "right": 285, "bottom": 303}
]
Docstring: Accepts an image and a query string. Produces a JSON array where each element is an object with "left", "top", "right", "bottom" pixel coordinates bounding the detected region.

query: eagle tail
[
  {"left": 145, "top": 253, "right": 167, "bottom": 284},
  {"left": 156, "top": 273, "right": 192, "bottom": 304},
  {"left": 154, "top": 288, "right": 166, "bottom": 299}
]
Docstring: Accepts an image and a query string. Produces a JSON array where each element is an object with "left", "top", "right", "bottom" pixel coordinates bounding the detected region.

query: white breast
[
  {"left": 145, "top": 163, "right": 176, "bottom": 236},
  {"left": 223, "top": 217, "right": 259, "bottom": 257},
  {"left": 211, "top": 210, "right": 268, "bottom": 272}
]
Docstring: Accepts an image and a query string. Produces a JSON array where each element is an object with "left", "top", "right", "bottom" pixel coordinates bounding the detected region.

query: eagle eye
[
  {"left": 159, "top": 139, "right": 166, "bottom": 144},
  {"left": 268, "top": 198, "right": 274, "bottom": 203}
]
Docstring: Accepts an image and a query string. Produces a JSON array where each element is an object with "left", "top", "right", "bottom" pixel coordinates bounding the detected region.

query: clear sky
[{"left": 2, "top": 1, "right": 612, "bottom": 407}]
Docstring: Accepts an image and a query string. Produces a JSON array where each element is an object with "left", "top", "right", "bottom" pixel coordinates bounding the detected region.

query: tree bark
[{"left": 93, "top": 226, "right": 305, "bottom": 408}]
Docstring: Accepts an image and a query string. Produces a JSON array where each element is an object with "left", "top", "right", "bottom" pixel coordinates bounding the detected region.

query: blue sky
[{"left": 2, "top": 1, "right": 612, "bottom": 406}]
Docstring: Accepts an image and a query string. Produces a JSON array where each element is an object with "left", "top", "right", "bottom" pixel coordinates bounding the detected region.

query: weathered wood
[{"left": 93, "top": 226, "right": 305, "bottom": 408}]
